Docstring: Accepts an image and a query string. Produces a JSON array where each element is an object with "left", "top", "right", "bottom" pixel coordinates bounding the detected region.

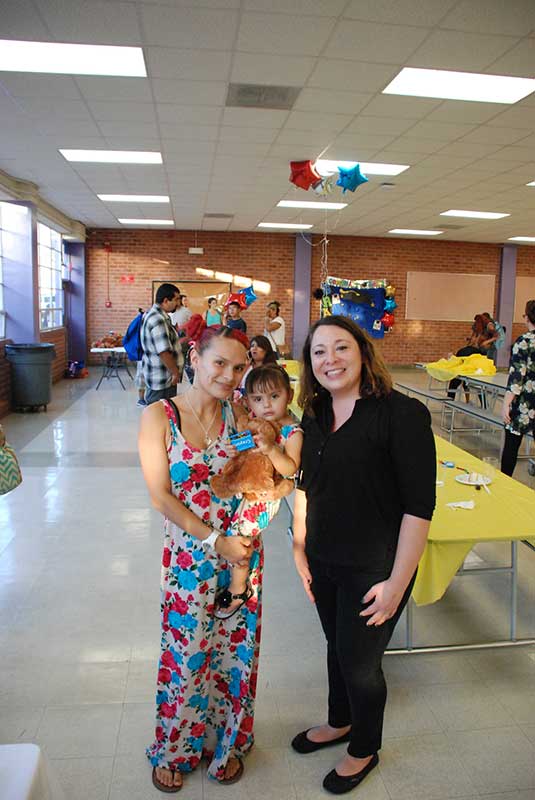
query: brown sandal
[
  {"left": 218, "top": 757, "right": 244, "bottom": 785},
  {"left": 152, "top": 766, "right": 182, "bottom": 793}
]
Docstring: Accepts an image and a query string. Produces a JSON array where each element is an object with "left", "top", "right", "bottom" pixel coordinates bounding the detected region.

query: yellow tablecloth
[{"left": 413, "top": 437, "right": 535, "bottom": 605}]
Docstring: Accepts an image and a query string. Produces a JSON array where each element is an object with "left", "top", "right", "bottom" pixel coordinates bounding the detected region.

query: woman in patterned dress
[
  {"left": 139, "top": 325, "right": 262, "bottom": 792},
  {"left": 501, "top": 299, "right": 535, "bottom": 476}
]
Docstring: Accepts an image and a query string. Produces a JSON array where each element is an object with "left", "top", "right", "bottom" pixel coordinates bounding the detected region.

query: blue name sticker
[{"left": 230, "top": 430, "right": 255, "bottom": 452}]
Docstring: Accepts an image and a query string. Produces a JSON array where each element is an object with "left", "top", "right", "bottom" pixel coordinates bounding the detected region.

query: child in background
[
  {"left": 224, "top": 301, "right": 247, "bottom": 334},
  {"left": 204, "top": 296, "right": 222, "bottom": 326},
  {"left": 215, "top": 365, "right": 302, "bottom": 618}
]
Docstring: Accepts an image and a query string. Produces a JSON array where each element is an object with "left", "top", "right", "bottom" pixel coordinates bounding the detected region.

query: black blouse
[{"left": 299, "top": 390, "right": 436, "bottom": 572}]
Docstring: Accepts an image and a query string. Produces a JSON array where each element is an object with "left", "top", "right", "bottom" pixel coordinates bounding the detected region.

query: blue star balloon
[
  {"left": 238, "top": 285, "right": 257, "bottom": 307},
  {"left": 336, "top": 163, "right": 368, "bottom": 194},
  {"left": 384, "top": 298, "right": 397, "bottom": 312}
]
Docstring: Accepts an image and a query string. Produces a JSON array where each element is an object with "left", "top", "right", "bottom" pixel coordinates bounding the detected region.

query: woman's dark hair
[
  {"left": 525, "top": 299, "right": 535, "bottom": 325},
  {"left": 249, "top": 334, "right": 278, "bottom": 364},
  {"left": 472, "top": 314, "right": 485, "bottom": 335},
  {"left": 155, "top": 283, "right": 180, "bottom": 304},
  {"left": 245, "top": 364, "right": 291, "bottom": 396},
  {"left": 298, "top": 316, "right": 392, "bottom": 416},
  {"left": 268, "top": 301, "right": 280, "bottom": 314},
  {"left": 207, "top": 296, "right": 216, "bottom": 305}
]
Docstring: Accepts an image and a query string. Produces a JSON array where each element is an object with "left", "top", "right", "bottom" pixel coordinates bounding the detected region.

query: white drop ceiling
[{"left": 2, "top": 0, "right": 535, "bottom": 242}]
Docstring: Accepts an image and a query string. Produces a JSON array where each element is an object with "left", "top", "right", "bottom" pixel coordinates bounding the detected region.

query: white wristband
[{"left": 201, "top": 529, "right": 220, "bottom": 551}]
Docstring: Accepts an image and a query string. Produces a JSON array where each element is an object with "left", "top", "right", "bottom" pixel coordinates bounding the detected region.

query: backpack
[{"left": 123, "top": 310, "right": 144, "bottom": 361}]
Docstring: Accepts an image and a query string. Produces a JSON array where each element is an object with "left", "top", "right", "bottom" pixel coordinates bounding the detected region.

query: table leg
[{"left": 511, "top": 541, "right": 517, "bottom": 642}]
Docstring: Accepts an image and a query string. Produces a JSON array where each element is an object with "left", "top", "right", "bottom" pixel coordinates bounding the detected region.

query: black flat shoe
[
  {"left": 322, "top": 753, "right": 379, "bottom": 795},
  {"left": 291, "top": 728, "right": 351, "bottom": 754}
]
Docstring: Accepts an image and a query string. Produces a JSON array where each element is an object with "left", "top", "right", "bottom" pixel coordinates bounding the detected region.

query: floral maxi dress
[
  {"left": 146, "top": 399, "right": 262, "bottom": 781},
  {"left": 505, "top": 330, "right": 535, "bottom": 437}
]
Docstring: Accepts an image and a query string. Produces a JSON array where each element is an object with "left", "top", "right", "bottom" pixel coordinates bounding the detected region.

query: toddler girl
[{"left": 216, "top": 365, "right": 302, "bottom": 618}]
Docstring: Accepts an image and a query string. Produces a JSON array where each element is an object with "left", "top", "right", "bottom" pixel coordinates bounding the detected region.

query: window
[
  {"left": 0, "top": 202, "right": 28, "bottom": 338},
  {"left": 37, "top": 222, "right": 63, "bottom": 330}
]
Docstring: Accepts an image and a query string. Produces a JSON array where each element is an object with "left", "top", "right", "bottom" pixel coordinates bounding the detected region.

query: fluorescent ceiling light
[
  {"left": 118, "top": 219, "right": 174, "bottom": 225},
  {"left": 60, "top": 150, "right": 162, "bottom": 164},
  {"left": 253, "top": 280, "right": 271, "bottom": 294},
  {"left": 277, "top": 200, "right": 347, "bottom": 210},
  {"left": 233, "top": 274, "right": 253, "bottom": 288},
  {"left": 508, "top": 236, "right": 535, "bottom": 242},
  {"left": 196, "top": 268, "right": 214, "bottom": 277},
  {"left": 441, "top": 209, "right": 509, "bottom": 220},
  {"left": 0, "top": 39, "right": 146, "bottom": 77},
  {"left": 389, "top": 229, "right": 443, "bottom": 236},
  {"left": 383, "top": 66, "right": 535, "bottom": 104},
  {"left": 98, "top": 194, "right": 169, "bottom": 203},
  {"left": 258, "top": 222, "right": 313, "bottom": 230},
  {"left": 315, "top": 160, "right": 409, "bottom": 177},
  {"left": 215, "top": 271, "right": 233, "bottom": 282}
]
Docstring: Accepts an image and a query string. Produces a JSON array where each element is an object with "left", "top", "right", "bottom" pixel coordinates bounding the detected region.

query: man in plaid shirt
[{"left": 141, "top": 283, "right": 183, "bottom": 405}]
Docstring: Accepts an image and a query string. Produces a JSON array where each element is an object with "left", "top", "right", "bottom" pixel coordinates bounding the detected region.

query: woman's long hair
[
  {"left": 249, "top": 334, "right": 278, "bottom": 365},
  {"left": 298, "top": 316, "right": 392, "bottom": 417}
]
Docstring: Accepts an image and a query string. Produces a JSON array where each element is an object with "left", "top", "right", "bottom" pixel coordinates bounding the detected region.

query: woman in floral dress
[
  {"left": 501, "top": 299, "right": 535, "bottom": 476},
  {"left": 139, "top": 325, "right": 260, "bottom": 792}
]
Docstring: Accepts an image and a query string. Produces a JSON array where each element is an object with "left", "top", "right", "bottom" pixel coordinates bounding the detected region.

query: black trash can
[{"left": 5, "top": 343, "right": 56, "bottom": 411}]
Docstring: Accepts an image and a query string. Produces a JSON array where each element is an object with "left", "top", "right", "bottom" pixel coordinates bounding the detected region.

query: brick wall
[
  {"left": 40, "top": 328, "right": 67, "bottom": 383},
  {"left": 85, "top": 230, "right": 295, "bottom": 362},
  {"left": 310, "top": 236, "right": 502, "bottom": 363},
  {"left": 0, "top": 340, "right": 12, "bottom": 418}
]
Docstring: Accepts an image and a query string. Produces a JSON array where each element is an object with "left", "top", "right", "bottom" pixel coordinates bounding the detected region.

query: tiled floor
[{"left": 1, "top": 367, "right": 535, "bottom": 800}]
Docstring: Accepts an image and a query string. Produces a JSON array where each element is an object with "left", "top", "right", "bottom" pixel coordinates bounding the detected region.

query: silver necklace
[{"left": 184, "top": 392, "right": 220, "bottom": 447}]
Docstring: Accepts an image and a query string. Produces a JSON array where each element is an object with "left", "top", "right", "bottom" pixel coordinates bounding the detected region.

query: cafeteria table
[{"left": 90, "top": 346, "right": 133, "bottom": 390}]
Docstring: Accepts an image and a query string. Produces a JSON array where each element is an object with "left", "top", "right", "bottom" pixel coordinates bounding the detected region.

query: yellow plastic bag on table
[{"left": 426, "top": 353, "right": 496, "bottom": 382}]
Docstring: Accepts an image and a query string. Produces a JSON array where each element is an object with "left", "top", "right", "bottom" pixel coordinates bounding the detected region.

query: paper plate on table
[{"left": 455, "top": 473, "right": 492, "bottom": 486}]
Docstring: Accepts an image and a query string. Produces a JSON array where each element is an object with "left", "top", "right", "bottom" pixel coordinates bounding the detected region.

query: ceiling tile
[
  {"left": 163, "top": 137, "right": 217, "bottom": 153},
  {"left": 1, "top": 0, "right": 53, "bottom": 39},
  {"left": 285, "top": 110, "right": 353, "bottom": 131},
  {"left": 439, "top": 0, "right": 535, "bottom": 36},
  {"left": 407, "top": 30, "right": 520, "bottom": 71},
  {"left": 87, "top": 101, "right": 156, "bottom": 122},
  {"left": 384, "top": 137, "right": 444, "bottom": 154},
  {"left": 294, "top": 88, "right": 371, "bottom": 115},
  {"left": 424, "top": 101, "right": 507, "bottom": 124},
  {"left": 435, "top": 141, "right": 502, "bottom": 158},
  {"left": 231, "top": 53, "right": 315, "bottom": 86},
  {"left": 306, "top": 59, "right": 397, "bottom": 93},
  {"left": 237, "top": 12, "right": 336, "bottom": 55},
  {"left": 146, "top": 48, "right": 232, "bottom": 80},
  {"left": 485, "top": 39, "right": 535, "bottom": 77},
  {"left": 345, "top": 116, "right": 416, "bottom": 136},
  {"left": 97, "top": 120, "right": 160, "bottom": 139},
  {"left": 156, "top": 105, "right": 222, "bottom": 126},
  {"left": 344, "top": 0, "right": 458, "bottom": 25},
  {"left": 17, "top": 98, "right": 93, "bottom": 121},
  {"left": 222, "top": 107, "right": 289, "bottom": 128},
  {"left": 404, "top": 120, "right": 476, "bottom": 140},
  {"left": 325, "top": 21, "right": 429, "bottom": 63},
  {"left": 244, "top": 0, "right": 345, "bottom": 14},
  {"left": 219, "top": 127, "right": 279, "bottom": 144},
  {"left": 0, "top": 74, "right": 81, "bottom": 99},
  {"left": 275, "top": 128, "right": 332, "bottom": 147},
  {"left": 329, "top": 133, "right": 398, "bottom": 151},
  {"left": 217, "top": 141, "right": 272, "bottom": 156},
  {"left": 140, "top": 6, "right": 239, "bottom": 49},
  {"left": 152, "top": 80, "right": 226, "bottom": 105},
  {"left": 37, "top": 118, "right": 103, "bottom": 137},
  {"left": 360, "top": 95, "right": 441, "bottom": 119},
  {"left": 34, "top": 0, "right": 142, "bottom": 45},
  {"left": 141, "top": 0, "right": 239, "bottom": 6},
  {"left": 486, "top": 106, "right": 535, "bottom": 129},
  {"left": 76, "top": 77, "right": 152, "bottom": 102},
  {"left": 461, "top": 126, "right": 531, "bottom": 145}
]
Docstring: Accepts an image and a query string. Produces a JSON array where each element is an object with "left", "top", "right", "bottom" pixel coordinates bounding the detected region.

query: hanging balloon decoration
[
  {"left": 238, "top": 285, "right": 257, "bottom": 307},
  {"left": 225, "top": 292, "right": 248, "bottom": 310},
  {"left": 288, "top": 160, "right": 368, "bottom": 197}
]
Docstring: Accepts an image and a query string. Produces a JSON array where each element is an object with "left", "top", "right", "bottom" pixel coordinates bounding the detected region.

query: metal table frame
[{"left": 91, "top": 347, "right": 133, "bottom": 390}]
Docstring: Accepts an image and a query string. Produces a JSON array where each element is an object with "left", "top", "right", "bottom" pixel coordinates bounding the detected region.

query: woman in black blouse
[{"left": 291, "top": 316, "right": 436, "bottom": 795}]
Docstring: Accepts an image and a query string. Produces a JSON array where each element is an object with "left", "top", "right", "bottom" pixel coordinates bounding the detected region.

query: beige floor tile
[
  {"left": 421, "top": 680, "right": 515, "bottom": 731},
  {"left": 50, "top": 756, "right": 114, "bottom": 800},
  {"left": 449, "top": 726, "right": 535, "bottom": 793},
  {"left": 0, "top": 706, "right": 45, "bottom": 744},
  {"left": 110, "top": 753, "right": 202, "bottom": 800},
  {"left": 36, "top": 703, "right": 123, "bottom": 758}
]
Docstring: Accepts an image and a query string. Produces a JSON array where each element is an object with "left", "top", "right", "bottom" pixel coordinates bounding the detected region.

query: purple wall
[
  {"left": 63, "top": 242, "right": 86, "bottom": 362},
  {"left": 3, "top": 202, "right": 39, "bottom": 343},
  {"left": 292, "top": 233, "right": 312, "bottom": 359},
  {"left": 497, "top": 244, "right": 517, "bottom": 368}
]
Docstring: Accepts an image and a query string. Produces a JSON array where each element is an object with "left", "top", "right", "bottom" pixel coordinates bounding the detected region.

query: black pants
[
  {"left": 144, "top": 385, "right": 177, "bottom": 406},
  {"left": 309, "top": 557, "right": 415, "bottom": 757},
  {"left": 501, "top": 428, "right": 529, "bottom": 476}
]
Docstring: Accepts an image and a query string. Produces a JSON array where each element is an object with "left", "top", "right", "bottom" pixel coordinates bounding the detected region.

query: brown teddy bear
[{"left": 210, "top": 416, "right": 294, "bottom": 502}]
